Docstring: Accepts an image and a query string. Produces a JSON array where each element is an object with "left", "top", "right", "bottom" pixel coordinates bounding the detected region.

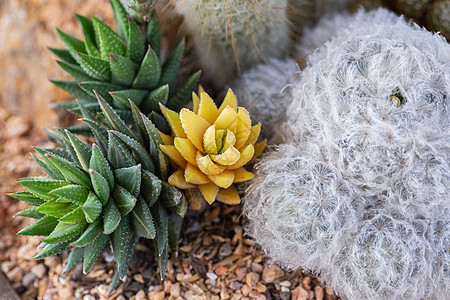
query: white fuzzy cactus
[
  {"left": 173, "top": 0, "right": 290, "bottom": 86},
  {"left": 244, "top": 9, "right": 450, "bottom": 300},
  {"left": 231, "top": 58, "right": 299, "bottom": 142}
]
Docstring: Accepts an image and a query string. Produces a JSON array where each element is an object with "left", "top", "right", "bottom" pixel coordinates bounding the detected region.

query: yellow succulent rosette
[{"left": 159, "top": 89, "right": 266, "bottom": 209}]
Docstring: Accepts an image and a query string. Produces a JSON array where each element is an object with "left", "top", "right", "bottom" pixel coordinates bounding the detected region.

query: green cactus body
[
  {"left": 426, "top": 0, "right": 450, "bottom": 40},
  {"left": 10, "top": 94, "right": 186, "bottom": 291},
  {"left": 394, "top": 0, "right": 433, "bottom": 19},
  {"left": 174, "top": 0, "right": 290, "bottom": 86},
  {"left": 52, "top": 0, "right": 200, "bottom": 118}
]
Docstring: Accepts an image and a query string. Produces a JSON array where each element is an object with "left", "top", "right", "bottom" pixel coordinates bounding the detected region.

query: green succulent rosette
[
  {"left": 51, "top": 0, "right": 200, "bottom": 120},
  {"left": 9, "top": 94, "right": 187, "bottom": 291}
]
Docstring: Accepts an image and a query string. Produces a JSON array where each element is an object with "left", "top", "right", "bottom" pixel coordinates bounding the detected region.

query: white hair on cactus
[
  {"left": 244, "top": 8, "right": 449, "bottom": 300},
  {"left": 231, "top": 58, "right": 299, "bottom": 142},
  {"left": 173, "top": 0, "right": 290, "bottom": 86}
]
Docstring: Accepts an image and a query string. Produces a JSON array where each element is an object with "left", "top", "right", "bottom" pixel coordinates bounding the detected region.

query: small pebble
[
  {"left": 31, "top": 264, "right": 47, "bottom": 279},
  {"left": 262, "top": 265, "right": 284, "bottom": 283}
]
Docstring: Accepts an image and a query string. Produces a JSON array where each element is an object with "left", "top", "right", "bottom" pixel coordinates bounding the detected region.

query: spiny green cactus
[
  {"left": 51, "top": 0, "right": 200, "bottom": 118},
  {"left": 173, "top": 0, "right": 290, "bottom": 86},
  {"left": 10, "top": 92, "right": 187, "bottom": 292}
]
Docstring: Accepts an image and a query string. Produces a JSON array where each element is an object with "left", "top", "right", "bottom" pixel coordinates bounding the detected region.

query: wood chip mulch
[{"left": 0, "top": 107, "right": 340, "bottom": 300}]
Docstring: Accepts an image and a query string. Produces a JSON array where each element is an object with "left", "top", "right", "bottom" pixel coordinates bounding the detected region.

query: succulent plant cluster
[
  {"left": 10, "top": 92, "right": 187, "bottom": 291},
  {"left": 52, "top": 0, "right": 200, "bottom": 119},
  {"left": 244, "top": 9, "right": 449, "bottom": 300},
  {"left": 159, "top": 89, "right": 266, "bottom": 208}
]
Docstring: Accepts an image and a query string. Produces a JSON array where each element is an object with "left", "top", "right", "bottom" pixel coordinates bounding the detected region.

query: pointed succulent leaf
[
  {"left": 118, "top": 234, "right": 138, "bottom": 279},
  {"left": 132, "top": 45, "right": 161, "bottom": 89},
  {"left": 66, "top": 124, "right": 94, "bottom": 137},
  {"left": 74, "top": 52, "right": 111, "bottom": 81},
  {"left": 147, "top": 12, "right": 161, "bottom": 54},
  {"left": 114, "top": 165, "right": 141, "bottom": 197},
  {"left": 76, "top": 14, "right": 97, "bottom": 48},
  {"left": 83, "top": 233, "right": 109, "bottom": 273},
  {"left": 168, "top": 213, "right": 183, "bottom": 253},
  {"left": 72, "top": 217, "right": 103, "bottom": 247},
  {"left": 51, "top": 80, "right": 96, "bottom": 102},
  {"left": 59, "top": 208, "right": 86, "bottom": 224},
  {"left": 126, "top": 18, "right": 146, "bottom": 64},
  {"left": 79, "top": 81, "right": 123, "bottom": 103},
  {"left": 110, "top": 89, "right": 148, "bottom": 109},
  {"left": 89, "top": 169, "right": 111, "bottom": 205},
  {"left": 18, "top": 216, "right": 58, "bottom": 236},
  {"left": 57, "top": 60, "right": 95, "bottom": 81},
  {"left": 103, "top": 199, "right": 121, "bottom": 234},
  {"left": 130, "top": 197, "right": 155, "bottom": 239},
  {"left": 110, "top": 130, "right": 154, "bottom": 172},
  {"left": 109, "top": 271, "right": 121, "bottom": 293},
  {"left": 49, "top": 184, "right": 89, "bottom": 205},
  {"left": 141, "top": 169, "right": 162, "bottom": 207},
  {"left": 36, "top": 200, "right": 73, "bottom": 218},
  {"left": 63, "top": 247, "right": 85, "bottom": 274},
  {"left": 60, "top": 101, "right": 99, "bottom": 114},
  {"left": 128, "top": 101, "right": 147, "bottom": 143},
  {"left": 107, "top": 131, "right": 136, "bottom": 169},
  {"left": 111, "top": 0, "right": 129, "bottom": 40},
  {"left": 44, "top": 151, "right": 92, "bottom": 189},
  {"left": 49, "top": 48, "right": 77, "bottom": 64},
  {"left": 155, "top": 239, "right": 168, "bottom": 280},
  {"left": 15, "top": 207, "right": 46, "bottom": 219},
  {"left": 81, "top": 192, "right": 103, "bottom": 223},
  {"left": 159, "top": 41, "right": 184, "bottom": 92},
  {"left": 172, "top": 193, "right": 188, "bottom": 217},
  {"left": 141, "top": 84, "right": 168, "bottom": 114},
  {"left": 160, "top": 182, "right": 182, "bottom": 207},
  {"left": 113, "top": 185, "right": 137, "bottom": 215},
  {"left": 65, "top": 129, "right": 92, "bottom": 170},
  {"left": 110, "top": 216, "right": 132, "bottom": 278},
  {"left": 90, "top": 144, "right": 114, "bottom": 190},
  {"left": 56, "top": 28, "right": 86, "bottom": 56},
  {"left": 82, "top": 118, "right": 109, "bottom": 155},
  {"left": 149, "top": 111, "right": 170, "bottom": 133},
  {"left": 34, "top": 241, "right": 73, "bottom": 260},
  {"left": 110, "top": 54, "right": 137, "bottom": 86},
  {"left": 168, "top": 70, "right": 201, "bottom": 111},
  {"left": 8, "top": 191, "right": 45, "bottom": 206},
  {"left": 18, "top": 178, "right": 70, "bottom": 201},
  {"left": 151, "top": 202, "right": 168, "bottom": 255},
  {"left": 43, "top": 222, "right": 86, "bottom": 244},
  {"left": 96, "top": 92, "right": 137, "bottom": 139},
  {"left": 31, "top": 153, "right": 64, "bottom": 180},
  {"left": 92, "top": 16, "right": 126, "bottom": 59},
  {"left": 53, "top": 129, "right": 79, "bottom": 165}
]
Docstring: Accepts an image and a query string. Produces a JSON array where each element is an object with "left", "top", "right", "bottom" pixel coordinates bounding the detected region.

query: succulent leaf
[
  {"left": 18, "top": 216, "right": 59, "bottom": 236},
  {"left": 72, "top": 217, "right": 103, "bottom": 247},
  {"left": 130, "top": 197, "right": 156, "bottom": 239},
  {"left": 63, "top": 247, "right": 85, "bottom": 274},
  {"left": 83, "top": 233, "right": 109, "bottom": 273}
]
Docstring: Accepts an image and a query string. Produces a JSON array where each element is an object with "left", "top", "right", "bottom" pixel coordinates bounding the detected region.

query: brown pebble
[
  {"left": 315, "top": 285, "right": 325, "bottom": 300},
  {"left": 220, "top": 289, "right": 230, "bottom": 299},
  {"left": 7, "top": 266, "right": 22, "bottom": 282},
  {"left": 249, "top": 290, "right": 261, "bottom": 298},
  {"left": 302, "top": 276, "right": 311, "bottom": 290},
  {"left": 21, "top": 272, "right": 36, "bottom": 288},
  {"left": 170, "top": 282, "right": 181, "bottom": 297},
  {"left": 245, "top": 272, "right": 260, "bottom": 288},
  {"left": 255, "top": 282, "right": 267, "bottom": 293},
  {"left": 262, "top": 265, "right": 284, "bottom": 283},
  {"left": 241, "top": 284, "right": 252, "bottom": 297},
  {"left": 291, "top": 285, "right": 309, "bottom": 300},
  {"left": 256, "top": 295, "right": 266, "bottom": 300},
  {"left": 235, "top": 267, "right": 247, "bottom": 281},
  {"left": 215, "top": 266, "right": 228, "bottom": 276},
  {"left": 31, "top": 264, "right": 46, "bottom": 279},
  {"left": 229, "top": 281, "right": 243, "bottom": 290},
  {"left": 250, "top": 262, "right": 263, "bottom": 273},
  {"left": 203, "top": 235, "right": 213, "bottom": 247},
  {"left": 134, "top": 274, "right": 144, "bottom": 284}
]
